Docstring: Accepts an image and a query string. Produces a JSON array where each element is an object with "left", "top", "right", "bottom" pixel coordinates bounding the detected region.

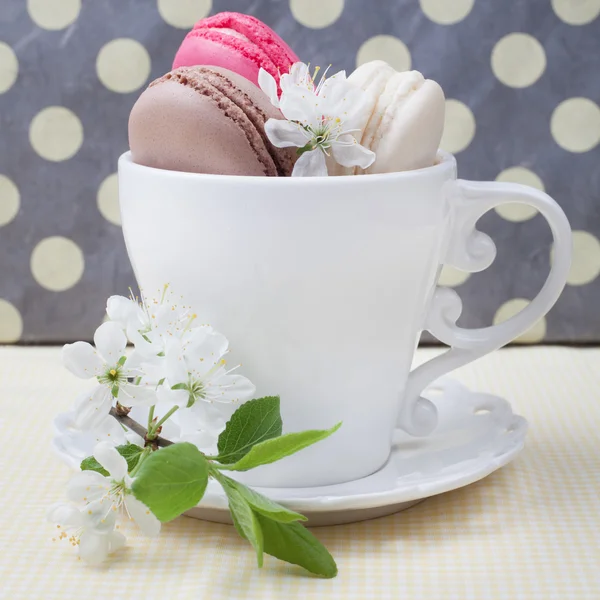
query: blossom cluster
[{"left": 49, "top": 286, "right": 255, "bottom": 563}]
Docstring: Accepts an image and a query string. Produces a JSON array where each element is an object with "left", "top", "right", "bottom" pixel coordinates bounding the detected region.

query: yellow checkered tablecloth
[{"left": 1, "top": 346, "right": 599, "bottom": 599}]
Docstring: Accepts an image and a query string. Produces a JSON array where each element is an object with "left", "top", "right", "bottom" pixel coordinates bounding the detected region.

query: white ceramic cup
[{"left": 118, "top": 150, "right": 571, "bottom": 488}]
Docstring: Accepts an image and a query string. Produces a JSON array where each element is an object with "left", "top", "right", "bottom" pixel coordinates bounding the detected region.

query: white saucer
[{"left": 186, "top": 378, "right": 528, "bottom": 526}]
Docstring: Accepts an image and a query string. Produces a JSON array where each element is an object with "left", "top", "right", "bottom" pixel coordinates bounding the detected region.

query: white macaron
[{"left": 330, "top": 60, "right": 445, "bottom": 175}]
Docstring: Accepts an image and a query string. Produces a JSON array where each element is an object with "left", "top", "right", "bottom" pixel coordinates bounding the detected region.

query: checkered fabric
[{"left": 1, "top": 346, "right": 598, "bottom": 599}]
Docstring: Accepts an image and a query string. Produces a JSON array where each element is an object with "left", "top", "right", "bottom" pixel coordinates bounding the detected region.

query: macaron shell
[
  {"left": 173, "top": 12, "right": 299, "bottom": 88},
  {"left": 203, "top": 66, "right": 296, "bottom": 176},
  {"left": 327, "top": 61, "right": 395, "bottom": 176},
  {"left": 173, "top": 28, "right": 278, "bottom": 88},
  {"left": 200, "top": 12, "right": 298, "bottom": 69},
  {"left": 129, "top": 67, "right": 296, "bottom": 176},
  {"left": 365, "top": 77, "right": 445, "bottom": 174},
  {"left": 129, "top": 79, "right": 270, "bottom": 176},
  {"left": 360, "top": 71, "right": 424, "bottom": 168}
]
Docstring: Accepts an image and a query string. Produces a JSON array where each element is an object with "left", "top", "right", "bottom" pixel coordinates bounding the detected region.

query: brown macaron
[{"left": 129, "top": 66, "right": 296, "bottom": 176}]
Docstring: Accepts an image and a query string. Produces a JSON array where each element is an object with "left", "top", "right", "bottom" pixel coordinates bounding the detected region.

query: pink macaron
[{"left": 172, "top": 12, "right": 299, "bottom": 91}]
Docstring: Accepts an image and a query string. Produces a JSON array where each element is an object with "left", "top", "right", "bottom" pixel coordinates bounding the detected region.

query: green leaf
[
  {"left": 256, "top": 514, "right": 337, "bottom": 578},
  {"left": 117, "top": 443, "right": 145, "bottom": 470},
  {"left": 80, "top": 443, "right": 144, "bottom": 477},
  {"left": 216, "top": 396, "right": 282, "bottom": 464},
  {"left": 219, "top": 422, "right": 342, "bottom": 472},
  {"left": 215, "top": 472, "right": 306, "bottom": 523},
  {"left": 131, "top": 442, "right": 209, "bottom": 522},
  {"left": 220, "top": 477, "right": 264, "bottom": 567}
]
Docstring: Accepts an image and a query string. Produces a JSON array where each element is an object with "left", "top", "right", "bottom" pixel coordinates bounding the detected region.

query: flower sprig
[
  {"left": 259, "top": 62, "right": 376, "bottom": 176},
  {"left": 50, "top": 286, "right": 340, "bottom": 577}
]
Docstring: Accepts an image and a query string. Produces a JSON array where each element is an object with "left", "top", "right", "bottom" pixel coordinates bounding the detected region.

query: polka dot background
[
  {"left": 0, "top": 42, "right": 18, "bottom": 94},
  {"left": 356, "top": 35, "right": 412, "bottom": 72},
  {"left": 97, "top": 173, "right": 121, "bottom": 226},
  {"left": 30, "top": 236, "right": 85, "bottom": 292},
  {"left": 491, "top": 33, "right": 547, "bottom": 89},
  {"left": 0, "top": 0, "right": 598, "bottom": 343}
]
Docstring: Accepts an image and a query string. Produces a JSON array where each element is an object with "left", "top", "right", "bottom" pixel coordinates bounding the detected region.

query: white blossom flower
[
  {"left": 157, "top": 326, "right": 255, "bottom": 411},
  {"left": 67, "top": 442, "right": 161, "bottom": 538},
  {"left": 259, "top": 63, "right": 376, "bottom": 177},
  {"left": 72, "top": 386, "right": 114, "bottom": 430},
  {"left": 62, "top": 321, "right": 157, "bottom": 407},
  {"left": 53, "top": 402, "right": 130, "bottom": 470},
  {"left": 107, "top": 286, "right": 192, "bottom": 357},
  {"left": 47, "top": 500, "right": 125, "bottom": 564}
]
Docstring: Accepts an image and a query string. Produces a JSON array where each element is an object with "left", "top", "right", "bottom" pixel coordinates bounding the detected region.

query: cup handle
[{"left": 397, "top": 178, "right": 572, "bottom": 436}]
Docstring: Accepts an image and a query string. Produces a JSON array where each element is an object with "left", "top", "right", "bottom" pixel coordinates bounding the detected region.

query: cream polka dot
[
  {"left": 552, "top": 0, "right": 600, "bottom": 25},
  {"left": 290, "top": 0, "right": 345, "bottom": 29},
  {"left": 97, "top": 173, "right": 121, "bottom": 226},
  {"left": 356, "top": 35, "right": 411, "bottom": 72},
  {"left": 96, "top": 39, "right": 151, "bottom": 94},
  {"left": 491, "top": 33, "right": 546, "bottom": 88},
  {"left": 29, "top": 106, "right": 83, "bottom": 162},
  {"left": 551, "top": 97, "right": 600, "bottom": 153},
  {"left": 27, "top": 0, "right": 81, "bottom": 30},
  {"left": 158, "top": 0, "right": 212, "bottom": 29},
  {"left": 0, "top": 43, "right": 18, "bottom": 94},
  {"left": 438, "top": 265, "right": 471, "bottom": 287},
  {"left": 420, "top": 0, "right": 474, "bottom": 24},
  {"left": 493, "top": 298, "right": 547, "bottom": 344},
  {"left": 494, "top": 167, "right": 544, "bottom": 222},
  {"left": 440, "top": 99, "right": 476, "bottom": 154},
  {"left": 0, "top": 299, "right": 23, "bottom": 343},
  {"left": 552, "top": 230, "right": 600, "bottom": 286},
  {"left": 0, "top": 175, "right": 20, "bottom": 227},
  {"left": 31, "top": 236, "right": 84, "bottom": 292}
]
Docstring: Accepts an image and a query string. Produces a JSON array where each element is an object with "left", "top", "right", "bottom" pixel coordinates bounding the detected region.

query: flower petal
[
  {"left": 83, "top": 498, "right": 117, "bottom": 533},
  {"left": 265, "top": 119, "right": 308, "bottom": 149},
  {"left": 317, "top": 69, "right": 347, "bottom": 98},
  {"left": 62, "top": 342, "right": 103, "bottom": 379},
  {"left": 78, "top": 531, "right": 111, "bottom": 564},
  {"left": 125, "top": 328, "right": 157, "bottom": 359},
  {"left": 93, "top": 441, "right": 128, "bottom": 481},
  {"left": 279, "top": 85, "right": 320, "bottom": 125},
  {"left": 292, "top": 148, "right": 328, "bottom": 177},
  {"left": 164, "top": 340, "right": 188, "bottom": 385},
  {"left": 94, "top": 321, "right": 128, "bottom": 365},
  {"left": 258, "top": 67, "right": 279, "bottom": 107},
  {"left": 176, "top": 402, "right": 223, "bottom": 437},
  {"left": 106, "top": 295, "right": 143, "bottom": 330},
  {"left": 283, "top": 62, "right": 312, "bottom": 90},
  {"left": 119, "top": 381, "right": 158, "bottom": 407},
  {"left": 188, "top": 330, "right": 229, "bottom": 374},
  {"left": 156, "top": 383, "right": 188, "bottom": 408},
  {"left": 108, "top": 530, "right": 126, "bottom": 554},
  {"left": 67, "top": 470, "right": 109, "bottom": 503},
  {"left": 74, "top": 386, "right": 113, "bottom": 429},
  {"left": 207, "top": 373, "right": 256, "bottom": 403},
  {"left": 91, "top": 415, "right": 127, "bottom": 446},
  {"left": 125, "top": 496, "right": 161, "bottom": 538},
  {"left": 332, "top": 136, "right": 376, "bottom": 169},
  {"left": 47, "top": 503, "right": 82, "bottom": 528}
]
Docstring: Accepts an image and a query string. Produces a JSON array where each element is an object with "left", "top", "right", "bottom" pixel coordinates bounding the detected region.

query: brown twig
[{"left": 109, "top": 407, "right": 173, "bottom": 447}]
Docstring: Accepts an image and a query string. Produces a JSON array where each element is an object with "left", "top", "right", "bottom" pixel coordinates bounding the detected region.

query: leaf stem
[
  {"left": 147, "top": 405, "right": 155, "bottom": 431},
  {"left": 129, "top": 447, "right": 151, "bottom": 477},
  {"left": 147, "top": 405, "right": 179, "bottom": 439}
]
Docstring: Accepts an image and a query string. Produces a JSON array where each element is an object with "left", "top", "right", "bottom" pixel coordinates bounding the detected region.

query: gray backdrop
[{"left": 0, "top": 0, "right": 599, "bottom": 344}]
